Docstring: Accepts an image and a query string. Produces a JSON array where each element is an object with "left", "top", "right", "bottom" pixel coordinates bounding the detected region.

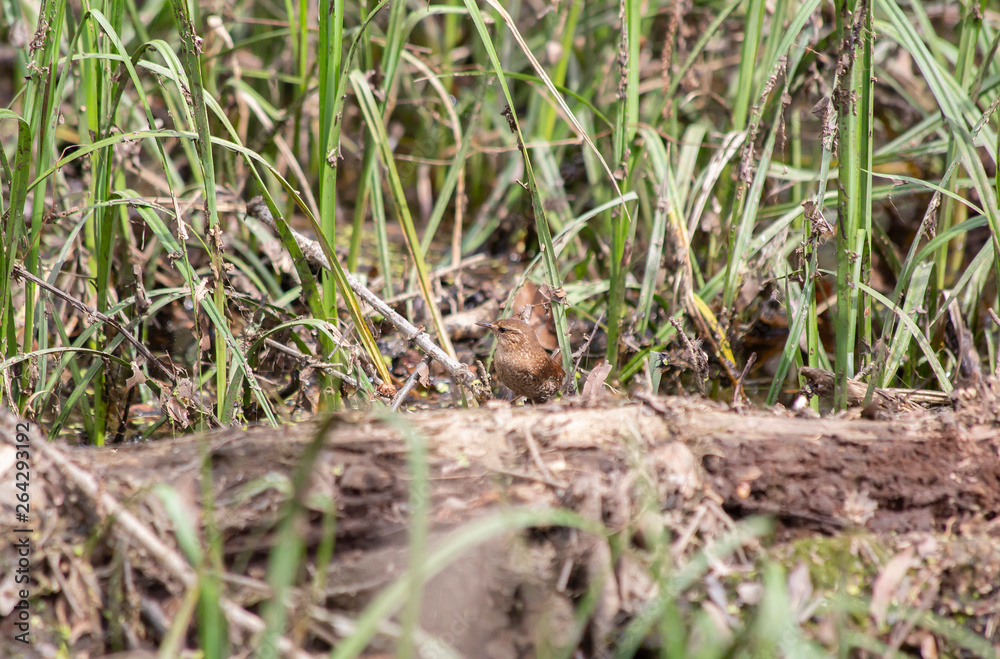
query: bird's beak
[{"left": 475, "top": 321, "right": 494, "bottom": 331}]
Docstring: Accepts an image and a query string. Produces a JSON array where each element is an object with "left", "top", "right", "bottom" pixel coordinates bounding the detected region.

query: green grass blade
[{"left": 349, "top": 69, "right": 457, "bottom": 360}]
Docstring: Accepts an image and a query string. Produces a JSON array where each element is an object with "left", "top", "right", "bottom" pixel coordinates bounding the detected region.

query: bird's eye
[{"left": 498, "top": 327, "right": 507, "bottom": 333}]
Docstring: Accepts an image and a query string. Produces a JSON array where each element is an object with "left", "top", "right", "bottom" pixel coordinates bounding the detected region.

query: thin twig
[
  {"left": 572, "top": 312, "right": 606, "bottom": 382},
  {"left": 263, "top": 338, "right": 364, "bottom": 388},
  {"left": 390, "top": 355, "right": 433, "bottom": 411},
  {"left": 733, "top": 352, "right": 757, "bottom": 409}
]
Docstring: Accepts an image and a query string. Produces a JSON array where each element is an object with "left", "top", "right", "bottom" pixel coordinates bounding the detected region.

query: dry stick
[
  {"left": 263, "top": 338, "right": 364, "bottom": 389},
  {"left": 244, "top": 198, "right": 476, "bottom": 394},
  {"left": 733, "top": 352, "right": 757, "bottom": 408},
  {"left": 31, "top": 437, "right": 311, "bottom": 659},
  {"left": 572, "top": 312, "right": 606, "bottom": 379},
  {"left": 390, "top": 354, "right": 433, "bottom": 411},
  {"left": 12, "top": 264, "right": 178, "bottom": 385}
]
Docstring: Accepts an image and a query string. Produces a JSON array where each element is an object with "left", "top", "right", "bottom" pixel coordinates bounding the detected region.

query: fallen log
[{"left": 4, "top": 390, "right": 999, "bottom": 655}]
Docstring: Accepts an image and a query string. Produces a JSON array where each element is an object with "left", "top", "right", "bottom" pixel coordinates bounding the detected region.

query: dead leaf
[
  {"left": 192, "top": 278, "right": 210, "bottom": 307},
  {"left": 165, "top": 396, "right": 189, "bottom": 427},
  {"left": 198, "top": 312, "right": 211, "bottom": 352},
  {"left": 538, "top": 283, "right": 566, "bottom": 304},
  {"left": 511, "top": 283, "right": 558, "bottom": 349},
  {"left": 583, "top": 360, "right": 612, "bottom": 398},
  {"left": 126, "top": 360, "right": 147, "bottom": 390},
  {"left": 870, "top": 547, "right": 915, "bottom": 626},
  {"left": 415, "top": 362, "right": 431, "bottom": 387}
]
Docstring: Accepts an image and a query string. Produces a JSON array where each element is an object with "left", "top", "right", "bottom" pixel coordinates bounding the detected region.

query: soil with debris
[{"left": 2, "top": 385, "right": 999, "bottom": 657}]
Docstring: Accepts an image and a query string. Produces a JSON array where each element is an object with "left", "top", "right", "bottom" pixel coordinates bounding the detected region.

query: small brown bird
[{"left": 477, "top": 318, "right": 564, "bottom": 404}]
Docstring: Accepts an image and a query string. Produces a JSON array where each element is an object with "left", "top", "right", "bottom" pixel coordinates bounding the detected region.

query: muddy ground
[{"left": 1, "top": 386, "right": 999, "bottom": 657}]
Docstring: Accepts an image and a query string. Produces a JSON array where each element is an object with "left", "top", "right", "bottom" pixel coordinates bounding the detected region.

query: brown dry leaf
[
  {"left": 583, "top": 360, "right": 612, "bottom": 398},
  {"left": 198, "top": 312, "right": 211, "bottom": 352},
  {"left": 511, "top": 283, "right": 558, "bottom": 349},
  {"left": 870, "top": 546, "right": 915, "bottom": 626},
  {"left": 415, "top": 362, "right": 431, "bottom": 388},
  {"left": 512, "top": 283, "right": 539, "bottom": 319},
  {"left": 126, "top": 360, "right": 147, "bottom": 390},
  {"left": 538, "top": 283, "right": 567, "bottom": 304},
  {"left": 174, "top": 378, "right": 198, "bottom": 402},
  {"left": 192, "top": 277, "right": 210, "bottom": 306},
  {"left": 165, "top": 396, "right": 189, "bottom": 427},
  {"left": 164, "top": 379, "right": 199, "bottom": 427}
]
